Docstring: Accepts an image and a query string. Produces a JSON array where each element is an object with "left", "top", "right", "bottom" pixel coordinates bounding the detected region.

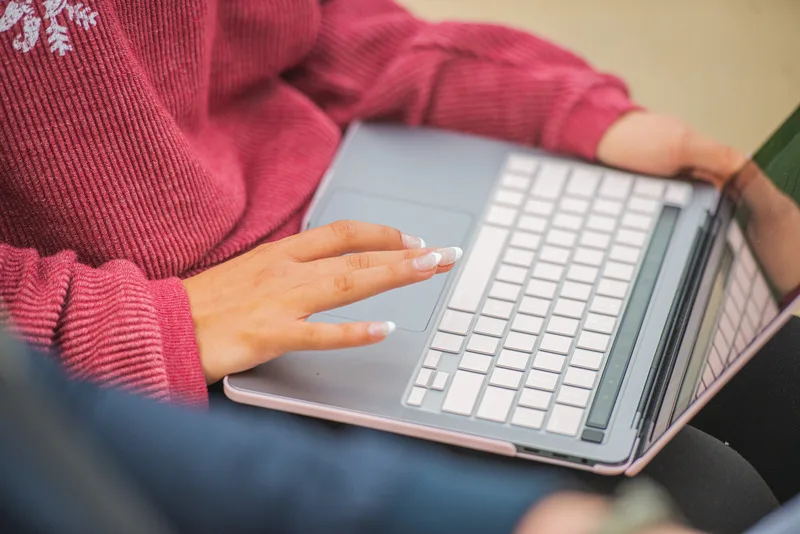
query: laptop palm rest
[{"left": 313, "top": 189, "right": 473, "bottom": 331}]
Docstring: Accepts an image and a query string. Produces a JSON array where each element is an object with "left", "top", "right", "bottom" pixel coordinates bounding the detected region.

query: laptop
[{"left": 225, "top": 110, "right": 800, "bottom": 475}]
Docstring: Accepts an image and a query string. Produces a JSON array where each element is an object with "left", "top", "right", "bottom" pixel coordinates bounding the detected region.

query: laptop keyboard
[{"left": 405, "top": 154, "right": 692, "bottom": 439}]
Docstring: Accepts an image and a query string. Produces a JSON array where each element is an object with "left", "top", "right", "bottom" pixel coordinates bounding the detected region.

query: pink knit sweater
[{"left": 0, "top": 0, "right": 637, "bottom": 406}]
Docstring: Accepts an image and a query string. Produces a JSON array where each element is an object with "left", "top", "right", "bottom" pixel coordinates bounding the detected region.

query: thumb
[{"left": 680, "top": 130, "right": 746, "bottom": 187}]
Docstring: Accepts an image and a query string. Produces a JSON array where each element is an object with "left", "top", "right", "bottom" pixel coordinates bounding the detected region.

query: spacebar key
[{"left": 448, "top": 225, "right": 509, "bottom": 313}]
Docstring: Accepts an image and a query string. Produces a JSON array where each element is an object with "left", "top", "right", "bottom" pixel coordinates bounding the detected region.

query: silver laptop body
[{"left": 225, "top": 122, "right": 800, "bottom": 475}]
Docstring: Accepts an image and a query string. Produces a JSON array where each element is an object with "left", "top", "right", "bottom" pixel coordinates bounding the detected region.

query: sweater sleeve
[
  {"left": 0, "top": 244, "right": 207, "bottom": 407},
  {"left": 287, "top": 0, "right": 641, "bottom": 160}
]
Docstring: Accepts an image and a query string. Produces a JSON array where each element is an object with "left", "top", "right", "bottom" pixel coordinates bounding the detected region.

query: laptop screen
[{"left": 640, "top": 109, "right": 800, "bottom": 453}]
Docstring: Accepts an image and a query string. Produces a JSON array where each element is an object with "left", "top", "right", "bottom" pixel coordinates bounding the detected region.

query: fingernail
[
  {"left": 437, "top": 247, "right": 463, "bottom": 266},
  {"left": 369, "top": 321, "right": 396, "bottom": 338},
  {"left": 402, "top": 234, "right": 426, "bottom": 249},
  {"left": 413, "top": 252, "right": 442, "bottom": 271}
]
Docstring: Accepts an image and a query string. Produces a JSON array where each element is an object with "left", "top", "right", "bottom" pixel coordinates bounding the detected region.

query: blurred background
[{"left": 400, "top": 0, "right": 799, "bottom": 155}]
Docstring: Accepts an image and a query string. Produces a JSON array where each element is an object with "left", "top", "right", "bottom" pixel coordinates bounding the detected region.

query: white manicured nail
[
  {"left": 413, "top": 252, "right": 442, "bottom": 271},
  {"left": 402, "top": 234, "right": 426, "bottom": 249},
  {"left": 437, "top": 247, "right": 463, "bottom": 266},
  {"left": 369, "top": 321, "right": 396, "bottom": 338}
]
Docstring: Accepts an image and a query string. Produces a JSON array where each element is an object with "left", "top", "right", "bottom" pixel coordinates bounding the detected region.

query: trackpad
[{"left": 313, "top": 190, "right": 472, "bottom": 331}]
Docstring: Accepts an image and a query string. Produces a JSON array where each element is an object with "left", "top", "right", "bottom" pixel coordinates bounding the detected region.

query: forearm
[{"left": 0, "top": 244, "right": 206, "bottom": 405}]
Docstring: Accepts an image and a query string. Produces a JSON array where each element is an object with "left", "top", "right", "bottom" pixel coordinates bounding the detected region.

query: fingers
[
  {"left": 284, "top": 320, "right": 397, "bottom": 352},
  {"left": 680, "top": 129, "right": 746, "bottom": 187},
  {"left": 295, "top": 250, "right": 453, "bottom": 314},
  {"left": 312, "top": 247, "right": 462, "bottom": 276},
  {"left": 275, "top": 220, "right": 426, "bottom": 262}
]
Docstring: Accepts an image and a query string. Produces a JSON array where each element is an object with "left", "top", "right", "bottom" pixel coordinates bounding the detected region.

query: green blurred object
[
  {"left": 594, "top": 479, "right": 681, "bottom": 534},
  {"left": 753, "top": 104, "right": 800, "bottom": 206}
]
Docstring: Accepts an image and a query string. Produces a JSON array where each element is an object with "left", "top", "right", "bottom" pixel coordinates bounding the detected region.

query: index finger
[{"left": 275, "top": 220, "right": 426, "bottom": 262}]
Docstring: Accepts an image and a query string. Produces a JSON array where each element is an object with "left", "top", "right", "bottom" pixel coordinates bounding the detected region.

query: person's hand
[
  {"left": 514, "top": 492, "right": 702, "bottom": 534},
  {"left": 182, "top": 220, "right": 461, "bottom": 384},
  {"left": 597, "top": 111, "right": 746, "bottom": 187}
]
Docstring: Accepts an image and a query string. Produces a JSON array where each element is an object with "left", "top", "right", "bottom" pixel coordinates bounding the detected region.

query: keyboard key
[
  {"left": 539, "top": 333, "right": 573, "bottom": 354},
  {"left": 573, "top": 247, "right": 604, "bottom": 267},
  {"left": 474, "top": 316, "right": 507, "bottom": 337},
  {"left": 459, "top": 352, "right": 493, "bottom": 373},
  {"left": 439, "top": 309, "right": 473, "bottom": 335},
  {"left": 531, "top": 162, "right": 569, "bottom": 199},
  {"left": 547, "top": 404, "right": 585, "bottom": 436},
  {"left": 503, "top": 247, "right": 534, "bottom": 267},
  {"left": 519, "top": 296, "right": 551, "bottom": 316},
  {"left": 512, "top": 314, "right": 544, "bottom": 335},
  {"left": 609, "top": 244, "right": 640, "bottom": 264},
  {"left": 526, "top": 278, "right": 558, "bottom": 299},
  {"left": 442, "top": 371, "right": 485, "bottom": 415},
  {"left": 563, "top": 367, "right": 597, "bottom": 389},
  {"left": 495, "top": 189, "right": 525, "bottom": 206},
  {"left": 580, "top": 231, "right": 611, "bottom": 249},
  {"left": 431, "top": 371, "right": 449, "bottom": 390},
  {"left": 561, "top": 197, "right": 590, "bottom": 214},
  {"left": 598, "top": 172, "right": 633, "bottom": 200},
  {"left": 593, "top": 198, "right": 624, "bottom": 216},
  {"left": 616, "top": 229, "right": 647, "bottom": 247},
  {"left": 596, "top": 278, "right": 629, "bottom": 299},
  {"left": 557, "top": 385, "right": 591, "bottom": 408},
  {"left": 407, "top": 387, "right": 426, "bottom": 406},
  {"left": 622, "top": 213, "right": 652, "bottom": 231},
  {"left": 505, "top": 332, "right": 538, "bottom": 352},
  {"left": 449, "top": 225, "right": 508, "bottom": 312},
  {"left": 664, "top": 182, "right": 692, "bottom": 206},
  {"left": 490, "top": 367, "right": 524, "bottom": 389},
  {"left": 586, "top": 214, "right": 616, "bottom": 233},
  {"left": 423, "top": 350, "right": 441, "bottom": 368},
  {"left": 526, "top": 370, "right": 559, "bottom": 391},
  {"left": 489, "top": 281, "right": 522, "bottom": 302},
  {"left": 497, "top": 349, "right": 531, "bottom": 370},
  {"left": 566, "top": 167, "right": 601, "bottom": 197},
  {"left": 628, "top": 196, "right": 660, "bottom": 214},
  {"left": 467, "top": 334, "right": 499, "bottom": 355},
  {"left": 519, "top": 388, "right": 553, "bottom": 410},
  {"left": 532, "top": 262, "right": 564, "bottom": 282},
  {"left": 560, "top": 281, "right": 592, "bottom": 302},
  {"left": 510, "top": 231, "right": 541, "bottom": 250},
  {"left": 511, "top": 407, "right": 546, "bottom": 429},
  {"left": 546, "top": 229, "right": 577, "bottom": 247},
  {"left": 517, "top": 214, "right": 547, "bottom": 233},
  {"left": 524, "top": 199, "right": 555, "bottom": 216},
  {"left": 553, "top": 213, "right": 583, "bottom": 231},
  {"left": 741, "top": 245, "right": 757, "bottom": 277},
  {"left": 727, "top": 222, "right": 745, "bottom": 253},
  {"left": 431, "top": 331, "right": 464, "bottom": 353},
  {"left": 547, "top": 316, "right": 579, "bottom": 337},
  {"left": 506, "top": 154, "right": 539, "bottom": 175},
  {"left": 496, "top": 264, "right": 528, "bottom": 284},
  {"left": 577, "top": 331, "right": 610, "bottom": 352},
  {"left": 482, "top": 298, "right": 514, "bottom": 319},
  {"left": 571, "top": 348, "right": 604, "bottom": 370},
  {"left": 539, "top": 245, "right": 571, "bottom": 265},
  {"left": 553, "top": 298, "right": 585, "bottom": 319},
  {"left": 718, "top": 312, "right": 736, "bottom": 346},
  {"left": 751, "top": 274, "right": 770, "bottom": 311},
  {"left": 603, "top": 261, "right": 635, "bottom": 282},
  {"left": 566, "top": 264, "right": 598, "bottom": 284},
  {"left": 584, "top": 313, "right": 616, "bottom": 334},
  {"left": 415, "top": 368, "right": 433, "bottom": 387},
  {"left": 476, "top": 386, "right": 516, "bottom": 422},
  {"left": 533, "top": 351, "right": 567, "bottom": 373},
  {"left": 633, "top": 177, "right": 666, "bottom": 198},
  {"left": 501, "top": 173, "right": 531, "bottom": 190},
  {"left": 590, "top": 295, "right": 623, "bottom": 316},
  {"left": 486, "top": 205, "right": 517, "bottom": 226}
]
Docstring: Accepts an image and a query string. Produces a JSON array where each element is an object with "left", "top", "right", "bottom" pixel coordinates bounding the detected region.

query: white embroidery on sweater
[{"left": 0, "top": 0, "right": 98, "bottom": 56}]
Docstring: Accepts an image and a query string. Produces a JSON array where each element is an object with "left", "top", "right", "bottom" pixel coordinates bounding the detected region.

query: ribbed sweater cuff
[
  {"left": 150, "top": 278, "right": 208, "bottom": 408},
  {"left": 557, "top": 84, "right": 643, "bottom": 161}
]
